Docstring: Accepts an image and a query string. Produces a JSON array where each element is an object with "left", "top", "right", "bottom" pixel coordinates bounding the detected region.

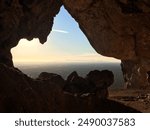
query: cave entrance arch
[{"left": 11, "top": 6, "right": 122, "bottom": 87}]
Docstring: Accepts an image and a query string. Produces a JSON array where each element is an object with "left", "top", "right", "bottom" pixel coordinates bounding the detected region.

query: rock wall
[
  {"left": 62, "top": 0, "right": 150, "bottom": 88},
  {"left": 1, "top": 0, "right": 150, "bottom": 89},
  {"left": 121, "top": 58, "right": 150, "bottom": 88},
  {"left": 0, "top": 0, "right": 62, "bottom": 66}
]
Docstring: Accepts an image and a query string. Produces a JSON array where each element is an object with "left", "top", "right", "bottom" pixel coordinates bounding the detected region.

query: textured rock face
[
  {"left": 0, "top": 0, "right": 62, "bottom": 66},
  {"left": 62, "top": 0, "right": 150, "bottom": 88},
  {"left": 62, "top": 0, "right": 150, "bottom": 60},
  {"left": 121, "top": 59, "right": 150, "bottom": 88}
]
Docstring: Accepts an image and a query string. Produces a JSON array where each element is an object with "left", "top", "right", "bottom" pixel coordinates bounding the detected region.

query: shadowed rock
[
  {"left": 64, "top": 70, "right": 114, "bottom": 99},
  {"left": 63, "top": 71, "right": 96, "bottom": 96},
  {"left": 86, "top": 70, "right": 114, "bottom": 89},
  {"left": 86, "top": 70, "right": 114, "bottom": 99},
  {"left": 0, "top": 64, "right": 141, "bottom": 112},
  {"left": 37, "top": 72, "right": 65, "bottom": 86},
  {"left": 0, "top": 0, "right": 62, "bottom": 66}
]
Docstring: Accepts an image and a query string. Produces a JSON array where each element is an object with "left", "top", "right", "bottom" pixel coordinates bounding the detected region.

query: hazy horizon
[{"left": 14, "top": 62, "right": 124, "bottom": 89}]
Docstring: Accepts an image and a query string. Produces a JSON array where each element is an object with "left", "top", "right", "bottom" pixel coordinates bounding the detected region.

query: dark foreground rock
[
  {"left": 0, "top": 64, "right": 140, "bottom": 112},
  {"left": 86, "top": 70, "right": 114, "bottom": 99},
  {"left": 86, "top": 70, "right": 114, "bottom": 89},
  {"left": 37, "top": 72, "right": 65, "bottom": 86},
  {"left": 64, "top": 70, "right": 114, "bottom": 99},
  {"left": 63, "top": 71, "right": 96, "bottom": 96}
]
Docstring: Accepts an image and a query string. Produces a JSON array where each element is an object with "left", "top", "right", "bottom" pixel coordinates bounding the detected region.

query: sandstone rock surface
[{"left": 62, "top": 0, "right": 150, "bottom": 60}]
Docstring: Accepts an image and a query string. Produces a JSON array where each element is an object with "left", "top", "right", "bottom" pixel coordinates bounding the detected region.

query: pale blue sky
[
  {"left": 12, "top": 6, "right": 119, "bottom": 63},
  {"left": 47, "top": 6, "right": 96, "bottom": 55}
]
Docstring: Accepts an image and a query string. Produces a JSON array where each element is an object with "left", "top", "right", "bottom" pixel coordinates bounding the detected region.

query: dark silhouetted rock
[
  {"left": 0, "top": 64, "right": 141, "bottom": 112},
  {"left": 37, "top": 72, "right": 65, "bottom": 86},
  {"left": 64, "top": 71, "right": 96, "bottom": 96},
  {"left": 64, "top": 70, "right": 114, "bottom": 99},
  {"left": 87, "top": 70, "right": 114, "bottom": 89},
  {"left": 0, "top": 0, "right": 62, "bottom": 66},
  {"left": 86, "top": 70, "right": 114, "bottom": 99},
  {"left": 0, "top": 63, "right": 44, "bottom": 112}
]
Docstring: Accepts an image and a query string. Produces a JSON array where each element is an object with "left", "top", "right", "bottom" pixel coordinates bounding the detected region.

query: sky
[{"left": 11, "top": 6, "right": 120, "bottom": 63}]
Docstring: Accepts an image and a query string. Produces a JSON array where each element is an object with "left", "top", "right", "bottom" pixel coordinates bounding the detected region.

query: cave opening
[{"left": 11, "top": 6, "right": 123, "bottom": 88}]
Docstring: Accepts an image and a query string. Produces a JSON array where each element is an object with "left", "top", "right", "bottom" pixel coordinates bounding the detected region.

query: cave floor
[{"left": 109, "top": 89, "right": 150, "bottom": 113}]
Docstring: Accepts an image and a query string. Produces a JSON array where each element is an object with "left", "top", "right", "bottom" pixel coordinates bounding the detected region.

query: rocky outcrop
[
  {"left": 86, "top": 70, "right": 114, "bottom": 89},
  {"left": 86, "top": 70, "right": 114, "bottom": 99},
  {"left": 62, "top": 0, "right": 150, "bottom": 60},
  {"left": 64, "top": 70, "right": 114, "bottom": 99},
  {"left": 37, "top": 72, "right": 65, "bottom": 86},
  {"left": 64, "top": 71, "right": 96, "bottom": 96},
  {"left": 121, "top": 59, "right": 150, "bottom": 88},
  {"left": 0, "top": 0, "right": 62, "bottom": 66},
  {"left": 0, "top": 63, "right": 44, "bottom": 112},
  {"left": 0, "top": 64, "right": 119, "bottom": 112},
  {"left": 62, "top": 0, "right": 150, "bottom": 89}
]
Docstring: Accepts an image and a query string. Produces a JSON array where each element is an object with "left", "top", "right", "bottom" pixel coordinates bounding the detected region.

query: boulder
[
  {"left": 63, "top": 71, "right": 96, "bottom": 96},
  {"left": 86, "top": 70, "right": 114, "bottom": 89},
  {"left": 86, "top": 70, "right": 114, "bottom": 99},
  {"left": 37, "top": 72, "right": 65, "bottom": 86}
]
